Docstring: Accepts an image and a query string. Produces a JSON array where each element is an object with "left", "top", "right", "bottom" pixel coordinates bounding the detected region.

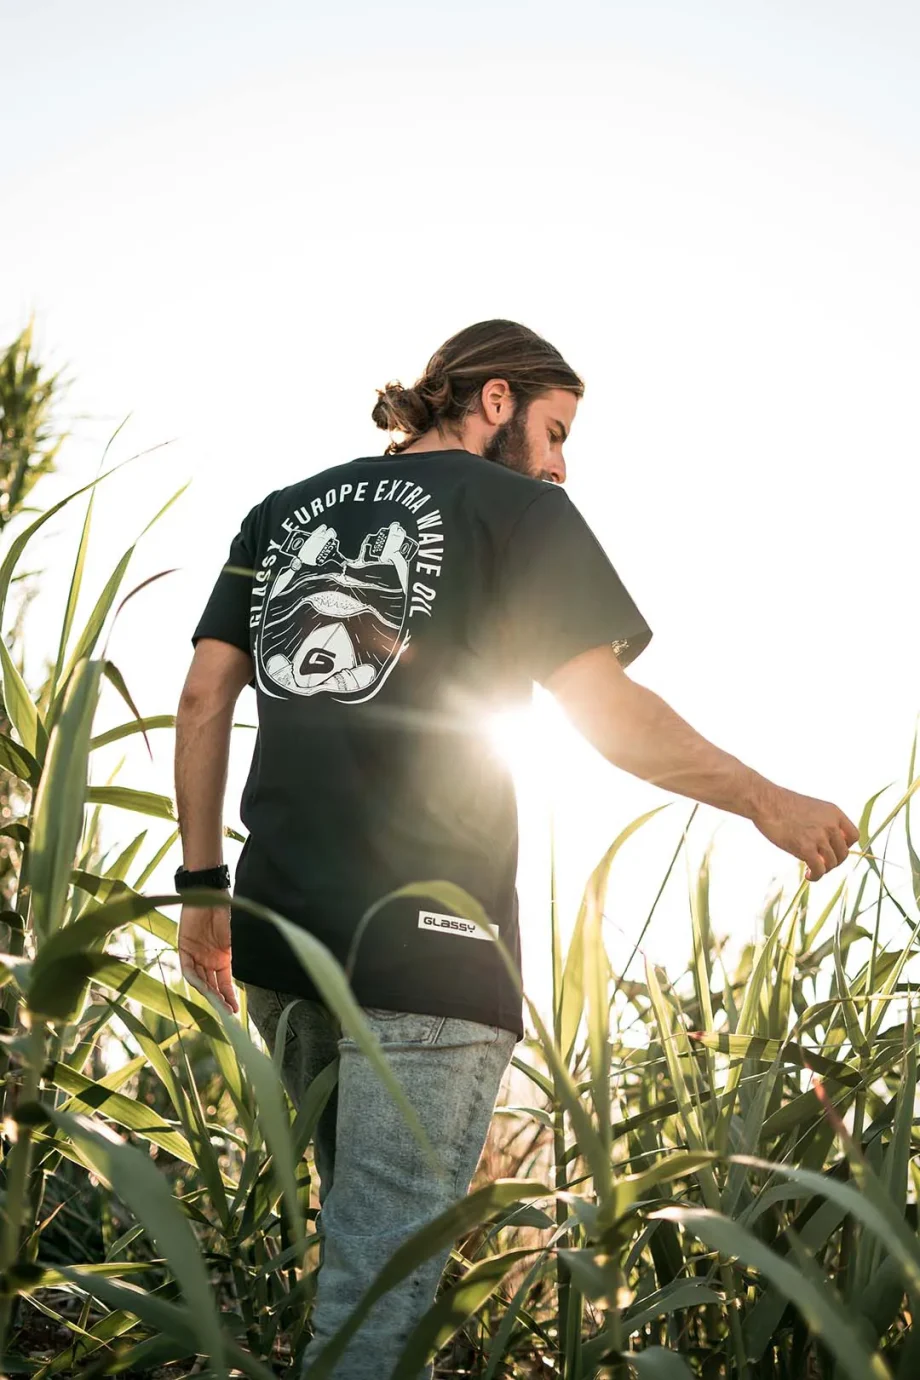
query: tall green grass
[{"left": 0, "top": 467, "right": 917, "bottom": 1378}]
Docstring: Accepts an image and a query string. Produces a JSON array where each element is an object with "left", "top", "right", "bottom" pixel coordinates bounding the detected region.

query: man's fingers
[
  {"left": 196, "top": 963, "right": 233, "bottom": 1013},
  {"left": 805, "top": 853, "right": 826, "bottom": 882},
  {"left": 216, "top": 966, "right": 239, "bottom": 1014},
  {"left": 183, "top": 962, "right": 235, "bottom": 1014},
  {"left": 818, "top": 842, "right": 838, "bottom": 874},
  {"left": 828, "top": 827, "right": 850, "bottom": 867}
]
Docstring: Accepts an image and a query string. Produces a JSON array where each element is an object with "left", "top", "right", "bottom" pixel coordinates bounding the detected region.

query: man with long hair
[{"left": 175, "top": 319, "right": 858, "bottom": 1377}]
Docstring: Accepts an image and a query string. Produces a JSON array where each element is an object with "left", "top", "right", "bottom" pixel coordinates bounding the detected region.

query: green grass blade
[
  {"left": 60, "top": 952, "right": 228, "bottom": 1043},
  {"left": 0, "top": 632, "right": 45, "bottom": 759},
  {"left": 481, "top": 1254, "right": 552, "bottom": 1380},
  {"left": 53, "top": 485, "right": 189, "bottom": 709},
  {"left": 742, "top": 1196, "right": 847, "bottom": 1361},
  {"left": 884, "top": 1015, "right": 917, "bottom": 1225},
  {"left": 867, "top": 914, "right": 920, "bottom": 1044},
  {"left": 525, "top": 991, "right": 614, "bottom": 1203},
  {"left": 722, "top": 1050, "right": 782, "bottom": 1218},
  {"left": 730, "top": 1154, "right": 920, "bottom": 1297},
  {"left": 511, "top": 1055, "right": 554, "bottom": 1101},
  {"left": 614, "top": 1150, "right": 716, "bottom": 1218},
  {"left": 90, "top": 713, "right": 176, "bottom": 751},
  {"left": 558, "top": 806, "right": 668, "bottom": 1064},
  {"left": 85, "top": 785, "right": 177, "bottom": 821},
  {"left": 70, "top": 869, "right": 176, "bottom": 944},
  {"left": 43, "top": 1110, "right": 227, "bottom": 1378},
  {"left": 628, "top": 1350, "right": 697, "bottom": 1379},
  {"left": 645, "top": 959, "right": 706, "bottom": 1153},
  {"left": 622, "top": 1281, "right": 726, "bottom": 1337},
  {"left": 290, "top": 1055, "right": 339, "bottom": 1162},
  {"left": 211, "top": 997, "right": 305, "bottom": 1256},
  {"left": 29, "top": 659, "right": 103, "bottom": 943},
  {"left": 0, "top": 463, "right": 128, "bottom": 631},
  {"left": 392, "top": 1246, "right": 537, "bottom": 1376},
  {"left": 28, "top": 888, "right": 182, "bottom": 1019},
  {"left": 803, "top": 872, "right": 850, "bottom": 953},
  {"left": 54, "top": 1269, "right": 276, "bottom": 1380},
  {"left": 767, "top": 898, "right": 800, "bottom": 1040},
  {"left": 584, "top": 852, "right": 613, "bottom": 1154},
  {"left": 689, "top": 842, "right": 715, "bottom": 1036},
  {"left": 134, "top": 827, "right": 180, "bottom": 890},
  {"left": 656, "top": 1205, "right": 891, "bottom": 1380},
  {"left": 48, "top": 486, "right": 95, "bottom": 708},
  {"left": 555, "top": 1246, "right": 617, "bottom": 1304},
  {"left": 867, "top": 775, "right": 920, "bottom": 848},
  {"left": 107, "top": 1004, "right": 193, "bottom": 1127},
  {"left": 690, "top": 1032, "right": 863, "bottom": 1087},
  {"left": 0, "top": 731, "right": 39, "bottom": 786},
  {"left": 46, "top": 1062, "right": 198, "bottom": 1167},
  {"left": 905, "top": 719, "right": 920, "bottom": 912},
  {"left": 834, "top": 920, "right": 871, "bottom": 1057}
]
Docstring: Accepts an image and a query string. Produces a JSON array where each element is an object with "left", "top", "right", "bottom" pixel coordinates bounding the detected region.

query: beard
[{"left": 481, "top": 403, "right": 535, "bottom": 477}]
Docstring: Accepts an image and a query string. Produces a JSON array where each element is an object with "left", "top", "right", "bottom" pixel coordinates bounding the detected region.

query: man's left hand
[{"left": 178, "top": 904, "right": 238, "bottom": 1013}]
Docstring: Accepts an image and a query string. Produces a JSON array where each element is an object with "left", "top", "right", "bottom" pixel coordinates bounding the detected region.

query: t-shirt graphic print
[
  {"left": 256, "top": 520, "right": 415, "bottom": 700},
  {"left": 191, "top": 449, "right": 653, "bottom": 1040},
  {"left": 249, "top": 478, "right": 445, "bottom": 703}
]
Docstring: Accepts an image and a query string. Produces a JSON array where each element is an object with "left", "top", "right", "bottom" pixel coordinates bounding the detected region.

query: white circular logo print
[{"left": 254, "top": 519, "right": 418, "bottom": 703}]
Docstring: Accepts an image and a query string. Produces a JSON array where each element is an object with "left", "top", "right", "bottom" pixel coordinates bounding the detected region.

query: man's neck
[{"left": 401, "top": 426, "right": 483, "bottom": 456}]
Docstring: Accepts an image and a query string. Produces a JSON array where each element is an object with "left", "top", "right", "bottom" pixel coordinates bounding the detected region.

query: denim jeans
[{"left": 244, "top": 984, "right": 517, "bottom": 1379}]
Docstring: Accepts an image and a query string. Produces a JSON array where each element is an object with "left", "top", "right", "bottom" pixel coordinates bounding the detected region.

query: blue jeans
[{"left": 244, "top": 985, "right": 517, "bottom": 1379}]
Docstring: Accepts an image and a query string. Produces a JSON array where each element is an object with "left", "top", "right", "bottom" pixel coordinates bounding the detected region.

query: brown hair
[{"left": 372, "top": 319, "right": 584, "bottom": 454}]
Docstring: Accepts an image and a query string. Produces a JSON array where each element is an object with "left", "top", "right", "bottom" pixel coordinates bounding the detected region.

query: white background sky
[{"left": 2, "top": 1, "right": 918, "bottom": 1017}]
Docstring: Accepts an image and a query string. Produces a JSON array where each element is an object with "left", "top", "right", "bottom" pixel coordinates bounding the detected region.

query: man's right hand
[{"left": 751, "top": 787, "right": 860, "bottom": 882}]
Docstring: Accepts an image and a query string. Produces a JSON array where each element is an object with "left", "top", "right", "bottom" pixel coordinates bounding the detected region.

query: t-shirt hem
[
  {"left": 191, "top": 629, "right": 253, "bottom": 656},
  {"left": 232, "top": 954, "right": 524, "bottom": 1041}
]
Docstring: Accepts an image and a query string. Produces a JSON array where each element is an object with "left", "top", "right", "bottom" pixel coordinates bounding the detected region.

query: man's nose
[{"left": 548, "top": 453, "right": 567, "bottom": 484}]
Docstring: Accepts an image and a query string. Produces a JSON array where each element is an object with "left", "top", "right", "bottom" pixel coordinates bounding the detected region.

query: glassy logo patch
[{"left": 417, "top": 911, "right": 499, "bottom": 942}]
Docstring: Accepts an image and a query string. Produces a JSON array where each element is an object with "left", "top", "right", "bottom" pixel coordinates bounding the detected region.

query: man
[{"left": 175, "top": 319, "right": 859, "bottom": 1377}]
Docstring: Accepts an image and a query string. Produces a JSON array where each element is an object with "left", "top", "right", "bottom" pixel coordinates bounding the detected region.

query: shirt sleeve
[
  {"left": 497, "top": 487, "right": 653, "bottom": 685},
  {"left": 191, "top": 509, "right": 259, "bottom": 655}
]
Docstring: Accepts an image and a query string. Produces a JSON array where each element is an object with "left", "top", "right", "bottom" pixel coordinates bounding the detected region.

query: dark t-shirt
[{"left": 192, "top": 450, "right": 653, "bottom": 1039}]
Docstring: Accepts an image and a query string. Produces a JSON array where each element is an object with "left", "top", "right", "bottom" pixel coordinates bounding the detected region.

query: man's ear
[{"left": 480, "top": 378, "right": 513, "bottom": 425}]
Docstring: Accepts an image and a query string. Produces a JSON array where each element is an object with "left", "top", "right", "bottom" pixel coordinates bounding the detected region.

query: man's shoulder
[
  {"left": 453, "top": 453, "right": 545, "bottom": 496},
  {"left": 254, "top": 453, "right": 551, "bottom": 513}
]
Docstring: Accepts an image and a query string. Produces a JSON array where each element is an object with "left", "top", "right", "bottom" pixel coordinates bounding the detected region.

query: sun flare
[
  {"left": 486, "top": 691, "right": 578, "bottom": 780},
  {"left": 486, "top": 704, "right": 538, "bottom": 772}
]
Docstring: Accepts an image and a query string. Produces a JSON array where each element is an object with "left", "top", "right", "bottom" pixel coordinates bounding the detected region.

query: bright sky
[{"left": 2, "top": 1, "right": 918, "bottom": 1019}]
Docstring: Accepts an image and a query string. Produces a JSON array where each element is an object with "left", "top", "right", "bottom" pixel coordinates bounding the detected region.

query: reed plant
[{"left": 0, "top": 464, "right": 917, "bottom": 1378}]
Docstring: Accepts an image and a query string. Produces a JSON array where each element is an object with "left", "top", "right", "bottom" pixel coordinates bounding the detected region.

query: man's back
[{"left": 192, "top": 448, "right": 653, "bottom": 1037}]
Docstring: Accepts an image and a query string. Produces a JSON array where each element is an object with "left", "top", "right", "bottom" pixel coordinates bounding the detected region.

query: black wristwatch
[{"left": 174, "top": 863, "right": 232, "bottom": 893}]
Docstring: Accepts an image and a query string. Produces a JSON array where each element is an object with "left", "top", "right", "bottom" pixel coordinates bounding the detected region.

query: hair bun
[{"left": 372, "top": 381, "right": 432, "bottom": 437}]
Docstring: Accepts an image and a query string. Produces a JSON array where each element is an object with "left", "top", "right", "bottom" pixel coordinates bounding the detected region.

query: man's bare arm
[
  {"left": 546, "top": 645, "right": 859, "bottom": 882},
  {"left": 174, "top": 638, "right": 253, "bottom": 1010},
  {"left": 176, "top": 639, "right": 252, "bottom": 866}
]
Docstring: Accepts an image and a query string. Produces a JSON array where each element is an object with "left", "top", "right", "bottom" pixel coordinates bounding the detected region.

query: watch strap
[{"left": 174, "top": 863, "right": 231, "bottom": 893}]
